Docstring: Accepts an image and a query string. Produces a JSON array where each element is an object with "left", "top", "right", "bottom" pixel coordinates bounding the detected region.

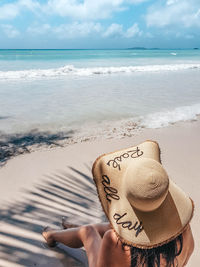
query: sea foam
[
  {"left": 75, "top": 103, "right": 200, "bottom": 141},
  {"left": 0, "top": 63, "right": 200, "bottom": 80},
  {"left": 140, "top": 103, "right": 200, "bottom": 129},
  {"left": 0, "top": 103, "right": 200, "bottom": 161}
]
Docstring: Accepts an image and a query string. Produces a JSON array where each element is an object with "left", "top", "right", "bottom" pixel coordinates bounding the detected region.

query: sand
[{"left": 0, "top": 119, "right": 199, "bottom": 267}]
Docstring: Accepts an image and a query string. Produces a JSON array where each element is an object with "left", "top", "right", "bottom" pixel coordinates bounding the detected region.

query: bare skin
[{"left": 42, "top": 222, "right": 194, "bottom": 267}]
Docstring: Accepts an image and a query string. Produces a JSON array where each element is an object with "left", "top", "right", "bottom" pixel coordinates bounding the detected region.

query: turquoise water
[
  {"left": 0, "top": 49, "right": 200, "bottom": 70},
  {"left": 1, "top": 49, "right": 200, "bottom": 61},
  {"left": 0, "top": 49, "right": 200, "bottom": 143}
]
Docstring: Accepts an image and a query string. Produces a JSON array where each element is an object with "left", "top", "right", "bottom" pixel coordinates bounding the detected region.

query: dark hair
[{"left": 122, "top": 234, "right": 183, "bottom": 267}]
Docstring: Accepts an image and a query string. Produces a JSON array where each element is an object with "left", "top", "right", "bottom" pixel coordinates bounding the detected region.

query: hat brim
[{"left": 92, "top": 140, "right": 194, "bottom": 248}]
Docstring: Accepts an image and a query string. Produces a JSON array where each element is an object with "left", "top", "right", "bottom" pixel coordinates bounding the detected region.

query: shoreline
[
  {"left": 0, "top": 119, "right": 200, "bottom": 266},
  {"left": 1, "top": 116, "right": 200, "bottom": 166}
]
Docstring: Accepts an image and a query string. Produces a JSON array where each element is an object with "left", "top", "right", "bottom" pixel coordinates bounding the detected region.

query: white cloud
[
  {"left": 146, "top": 0, "right": 200, "bottom": 28},
  {"left": 53, "top": 22, "right": 102, "bottom": 39},
  {"left": 0, "top": 0, "right": 148, "bottom": 21},
  {"left": 103, "top": 22, "right": 141, "bottom": 38},
  {"left": 27, "top": 22, "right": 102, "bottom": 39},
  {"left": 128, "top": 0, "right": 149, "bottom": 3},
  {"left": 0, "top": 0, "right": 40, "bottom": 20},
  {"left": 45, "top": 0, "right": 126, "bottom": 20},
  {"left": 195, "top": 9, "right": 200, "bottom": 19},
  {"left": 26, "top": 21, "right": 141, "bottom": 40},
  {"left": 103, "top": 23, "right": 123, "bottom": 38},
  {"left": 166, "top": 0, "right": 179, "bottom": 6},
  {"left": 0, "top": 3, "right": 20, "bottom": 20},
  {"left": 125, "top": 23, "right": 142, "bottom": 37},
  {"left": 1, "top": 24, "right": 20, "bottom": 38}
]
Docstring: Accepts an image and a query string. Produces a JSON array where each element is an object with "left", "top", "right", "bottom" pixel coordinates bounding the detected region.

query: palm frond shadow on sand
[{"left": 0, "top": 165, "right": 105, "bottom": 267}]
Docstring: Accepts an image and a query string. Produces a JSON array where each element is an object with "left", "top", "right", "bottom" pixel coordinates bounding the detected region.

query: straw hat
[{"left": 92, "top": 140, "right": 194, "bottom": 248}]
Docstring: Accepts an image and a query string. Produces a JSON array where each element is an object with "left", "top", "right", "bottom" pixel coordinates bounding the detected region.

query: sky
[{"left": 0, "top": 0, "right": 200, "bottom": 49}]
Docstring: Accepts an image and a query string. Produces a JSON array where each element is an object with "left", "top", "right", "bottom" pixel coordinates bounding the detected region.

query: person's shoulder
[
  {"left": 97, "top": 229, "right": 130, "bottom": 267},
  {"left": 102, "top": 229, "right": 118, "bottom": 246}
]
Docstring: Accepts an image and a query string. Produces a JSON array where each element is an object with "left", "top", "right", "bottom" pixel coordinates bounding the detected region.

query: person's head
[{"left": 92, "top": 140, "right": 194, "bottom": 265}]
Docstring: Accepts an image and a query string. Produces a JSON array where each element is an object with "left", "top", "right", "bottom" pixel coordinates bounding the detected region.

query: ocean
[{"left": 0, "top": 49, "right": 200, "bottom": 161}]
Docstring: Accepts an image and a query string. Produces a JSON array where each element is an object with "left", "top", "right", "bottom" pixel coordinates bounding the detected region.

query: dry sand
[{"left": 0, "top": 119, "right": 199, "bottom": 267}]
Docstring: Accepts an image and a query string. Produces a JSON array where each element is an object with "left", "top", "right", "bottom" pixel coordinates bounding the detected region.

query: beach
[
  {"left": 0, "top": 49, "right": 200, "bottom": 266},
  {"left": 1, "top": 0, "right": 200, "bottom": 264},
  {"left": 0, "top": 118, "right": 200, "bottom": 266}
]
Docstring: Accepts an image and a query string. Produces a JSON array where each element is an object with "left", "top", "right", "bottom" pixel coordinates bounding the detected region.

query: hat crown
[{"left": 124, "top": 158, "right": 169, "bottom": 212}]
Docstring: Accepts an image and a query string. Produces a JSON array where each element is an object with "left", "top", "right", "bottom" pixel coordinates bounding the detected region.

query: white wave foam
[
  {"left": 141, "top": 103, "right": 200, "bottom": 129},
  {"left": 0, "top": 63, "right": 200, "bottom": 80},
  {"left": 0, "top": 103, "right": 199, "bottom": 147},
  {"left": 74, "top": 103, "right": 200, "bottom": 142}
]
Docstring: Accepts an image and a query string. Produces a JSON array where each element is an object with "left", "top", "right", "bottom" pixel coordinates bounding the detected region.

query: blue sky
[{"left": 0, "top": 0, "right": 200, "bottom": 49}]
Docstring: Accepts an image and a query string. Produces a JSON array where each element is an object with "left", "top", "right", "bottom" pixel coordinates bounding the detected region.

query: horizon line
[{"left": 0, "top": 47, "right": 199, "bottom": 50}]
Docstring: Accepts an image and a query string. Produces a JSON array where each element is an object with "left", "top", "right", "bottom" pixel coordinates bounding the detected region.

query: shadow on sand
[
  {"left": 0, "top": 129, "right": 74, "bottom": 167},
  {"left": 0, "top": 164, "right": 105, "bottom": 267}
]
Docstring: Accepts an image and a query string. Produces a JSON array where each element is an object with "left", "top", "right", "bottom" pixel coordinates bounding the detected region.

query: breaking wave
[
  {"left": 0, "top": 63, "right": 200, "bottom": 80},
  {"left": 1, "top": 103, "right": 200, "bottom": 165},
  {"left": 75, "top": 103, "right": 200, "bottom": 140},
  {"left": 140, "top": 103, "right": 200, "bottom": 129}
]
